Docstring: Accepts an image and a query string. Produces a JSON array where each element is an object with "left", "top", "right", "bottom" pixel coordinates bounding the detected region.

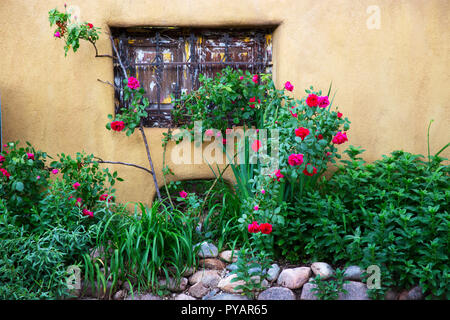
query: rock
[
  {"left": 159, "top": 277, "right": 188, "bottom": 292},
  {"left": 206, "top": 293, "right": 250, "bottom": 300},
  {"left": 195, "top": 242, "right": 219, "bottom": 258},
  {"left": 218, "top": 274, "right": 245, "bottom": 293},
  {"left": 219, "top": 250, "right": 239, "bottom": 263},
  {"left": 311, "top": 262, "right": 334, "bottom": 280},
  {"left": 113, "top": 290, "right": 127, "bottom": 300},
  {"left": 399, "top": 286, "right": 423, "bottom": 300},
  {"left": 277, "top": 267, "right": 311, "bottom": 289},
  {"left": 188, "top": 282, "right": 210, "bottom": 298},
  {"left": 125, "top": 293, "right": 162, "bottom": 300},
  {"left": 267, "top": 264, "right": 281, "bottom": 282},
  {"left": 174, "top": 293, "right": 196, "bottom": 300},
  {"left": 300, "top": 283, "right": 319, "bottom": 300},
  {"left": 257, "top": 287, "right": 296, "bottom": 300},
  {"left": 122, "top": 281, "right": 131, "bottom": 292},
  {"left": 226, "top": 263, "right": 238, "bottom": 272},
  {"left": 202, "top": 288, "right": 219, "bottom": 300},
  {"left": 189, "top": 270, "right": 221, "bottom": 288},
  {"left": 385, "top": 289, "right": 400, "bottom": 300},
  {"left": 182, "top": 267, "right": 196, "bottom": 277},
  {"left": 198, "top": 258, "right": 226, "bottom": 270},
  {"left": 338, "top": 281, "right": 370, "bottom": 300},
  {"left": 343, "top": 265, "right": 364, "bottom": 281}
]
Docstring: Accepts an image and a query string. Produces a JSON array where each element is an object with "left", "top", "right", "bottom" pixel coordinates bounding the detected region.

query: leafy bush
[
  {"left": 310, "top": 268, "right": 349, "bottom": 300},
  {"left": 0, "top": 142, "right": 122, "bottom": 299},
  {"left": 280, "top": 147, "right": 449, "bottom": 299}
]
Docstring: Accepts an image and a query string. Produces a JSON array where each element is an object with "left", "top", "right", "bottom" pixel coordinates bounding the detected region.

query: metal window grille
[{"left": 112, "top": 27, "right": 273, "bottom": 128}]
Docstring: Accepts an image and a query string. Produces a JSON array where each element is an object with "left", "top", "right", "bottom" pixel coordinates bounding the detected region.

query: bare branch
[
  {"left": 97, "top": 78, "right": 115, "bottom": 88},
  {"left": 93, "top": 157, "right": 154, "bottom": 176}
]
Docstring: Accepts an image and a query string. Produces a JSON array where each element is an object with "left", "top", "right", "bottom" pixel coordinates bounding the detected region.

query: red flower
[
  {"left": 82, "top": 208, "right": 94, "bottom": 218},
  {"left": 303, "top": 163, "right": 318, "bottom": 176},
  {"left": 75, "top": 198, "right": 83, "bottom": 207},
  {"left": 179, "top": 191, "right": 188, "bottom": 198},
  {"left": 73, "top": 182, "right": 81, "bottom": 190},
  {"left": 337, "top": 112, "right": 343, "bottom": 118},
  {"left": 316, "top": 134, "right": 323, "bottom": 140},
  {"left": 99, "top": 193, "right": 114, "bottom": 202},
  {"left": 111, "top": 121, "right": 125, "bottom": 132},
  {"left": 252, "top": 74, "right": 259, "bottom": 84},
  {"left": 290, "top": 110, "right": 298, "bottom": 118},
  {"left": 295, "top": 127, "right": 310, "bottom": 141},
  {"left": 306, "top": 94, "right": 319, "bottom": 107},
  {"left": 332, "top": 132, "right": 348, "bottom": 145},
  {"left": 0, "top": 154, "right": 5, "bottom": 163},
  {"left": 27, "top": 153, "right": 35, "bottom": 160},
  {"left": 0, "top": 168, "right": 10, "bottom": 179},
  {"left": 86, "top": 23, "right": 94, "bottom": 29},
  {"left": 318, "top": 96, "right": 330, "bottom": 108},
  {"left": 127, "top": 76, "right": 140, "bottom": 89},
  {"left": 251, "top": 140, "right": 261, "bottom": 152},
  {"left": 284, "top": 81, "right": 294, "bottom": 92},
  {"left": 272, "top": 169, "right": 284, "bottom": 182},
  {"left": 260, "top": 223, "right": 272, "bottom": 234},
  {"left": 288, "top": 153, "right": 304, "bottom": 166},
  {"left": 249, "top": 97, "right": 256, "bottom": 103},
  {"left": 248, "top": 221, "right": 260, "bottom": 233}
]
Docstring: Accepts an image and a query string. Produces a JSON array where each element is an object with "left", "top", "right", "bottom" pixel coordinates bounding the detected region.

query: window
[{"left": 111, "top": 27, "right": 274, "bottom": 128}]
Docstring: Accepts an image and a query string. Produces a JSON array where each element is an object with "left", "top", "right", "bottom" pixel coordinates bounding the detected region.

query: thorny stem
[
  {"left": 97, "top": 34, "right": 163, "bottom": 203},
  {"left": 88, "top": 39, "right": 115, "bottom": 59},
  {"left": 93, "top": 157, "right": 154, "bottom": 176}
]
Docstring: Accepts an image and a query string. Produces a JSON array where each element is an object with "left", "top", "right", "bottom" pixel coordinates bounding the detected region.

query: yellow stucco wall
[{"left": 0, "top": 0, "right": 449, "bottom": 205}]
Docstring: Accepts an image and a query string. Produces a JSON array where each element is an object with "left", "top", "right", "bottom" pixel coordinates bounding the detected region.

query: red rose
[
  {"left": 288, "top": 153, "right": 304, "bottom": 166},
  {"left": 0, "top": 168, "right": 11, "bottom": 179},
  {"left": 303, "top": 163, "right": 318, "bottom": 176},
  {"left": 82, "top": 208, "right": 94, "bottom": 218},
  {"left": 306, "top": 94, "right": 319, "bottom": 107},
  {"left": 337, "top": 112, "right": 343, "bottom": 118},
  {"left": 248, "top": 221, "right": 260, "bottom": 233},
  {"left": 284, "top": 81, "right": 294, "bottom": 92},
  {"left": 252, "top": 74, "right": 259, "bottom": 84},
  {"left": 295, "top": 127, "right": 310, "bottom": 141},
  {"left": 259, "top": 223, "right": 272, "bottom": 234},
  {"left": 332, "top": 132, "right": 348, "bottom": 145},
  {"left": 0, "top": 154, "right": 5, "bottom": 163},
  {"left": 99, "top": 193, "right": 114, "bottom": 202},
  {"left": 127, "top": 76, "right": 140, "bottom": 90},
  {"left": 27, "top": 153, "right": 35, "bottom": 160},
  {"left": 111, "top": 120, "right": 125, "bottom": 132},
  {"left": 316, "top": 134, "right": 323, "bottom": 140},
  {"left": 87, "top": 23, "right": 94, "bottom": 29}
]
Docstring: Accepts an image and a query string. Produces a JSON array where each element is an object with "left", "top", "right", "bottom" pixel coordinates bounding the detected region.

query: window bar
[
  {"left": 256, "top": 33, "right": 264, "bottom": 83},
  {"left": 155, "top": 32, "right": 163, "bottom": 123},
  {"left": 188, "top": 33, "right": 198, "bottom": 91},
  {"left": 223, "top": 33, "right": 230, "bottom": 63}
]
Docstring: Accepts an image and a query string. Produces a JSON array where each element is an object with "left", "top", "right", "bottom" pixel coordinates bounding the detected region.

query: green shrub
[{"left": 279, "top": 147, "right": 449, "bottom": 299}]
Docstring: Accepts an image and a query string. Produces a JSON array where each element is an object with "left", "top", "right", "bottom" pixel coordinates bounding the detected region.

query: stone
[
  {"left": 399, "top": 286, "right": 423, "bottom": 300},
  {"left": 385, "top": 289, "right": 400, "bottom": 300},
  {"left": 158, "top": 277, "right": 188, "bottom": 292},
  {"left": 300, "top": 283, "right": 319, "bottom": 300},
  {"left": 122, "top": 281, "right": 131, "bottom": 292},
  {"left": 311, "top": 262, "right": 334, "bottom": 280},
  {"left": 338, "top": 281, "right": 370, "bottom": 300},
  {"left": 219, "top": 250, "right": 239, "bottom": 263},
  {"left": 198, "top": 258, "right": 226, "bottom": 270},
  {"left": 267, "top": 264, "right": 281, "bottom": 282},
  {"left": 195, "top": 242, "right": 219, "bottom": 258},
  {"left": 188, "top": 282, "right": 210, "bottom": 298},
  {"left": 125, "top": 293, "right": 162, "bottom": 300},
  {"left": 226, "top": 263, "right": 238, "bottom": 272},
  {"left": 189, "top": 270, "right": 221, "bottom": 286},
  {"left": 218, "top": 274, "right": 245, "bottom": 293},
  {"left": 343, "top": 265, "right": 364, "bottom": 281},
  {"left": 182, "top": 267, "right": 196, "bottom": 277},
  {"left": 277, "top": 267, "right": 311, "bottom": 289},
  {"left": 206, "top": 293, "right": 250, "bottom": 300},
  {"left": 113, "top": 290, "right": 127, "bottom": 300},
  {"left": 202, "top": 288, "right": 219, "bottom": 300},
  {"left": 174, "top": 293, "right": 196, "bottom": 300},
  {"left": 257, "top": 287, "right": 296, "bottom": 300}
]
